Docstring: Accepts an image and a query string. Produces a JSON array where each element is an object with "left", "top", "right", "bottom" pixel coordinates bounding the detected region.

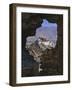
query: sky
[{"left": 35, "top": 19, "right": 57, "bottom": 43}]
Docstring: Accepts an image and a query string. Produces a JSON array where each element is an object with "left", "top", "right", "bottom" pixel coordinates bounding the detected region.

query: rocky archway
[{"left": 22, "top": 13, "right": 63, "bottom": 76}]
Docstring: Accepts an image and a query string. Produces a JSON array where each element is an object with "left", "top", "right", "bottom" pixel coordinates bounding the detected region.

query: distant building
[
  {"left": 38, "top": 37, "right": 55, "bottom": 50},
  {"left": 26, "top": 36, "right": 55, "bottom": 58}
]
